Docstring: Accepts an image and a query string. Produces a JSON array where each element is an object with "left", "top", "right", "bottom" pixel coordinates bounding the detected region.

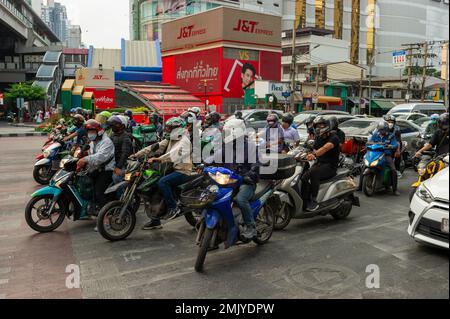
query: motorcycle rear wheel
[
  {"left": 274, "top": 202, "right": 293, "bottom": 231},
  {"left": 97, "top": 201, "right": 136, "bottom": 242},
  {"left": 195, "top": 226, "right": 214, "bottom": 273},
  {"left": 25, "top": 195, "right": 66, "bottom": 233},
  {"left": 253, "top": 203, "right": 275, "bottom": 245},
  {"left": 331, "top": 198, "right": 353, "bottom": 220}
]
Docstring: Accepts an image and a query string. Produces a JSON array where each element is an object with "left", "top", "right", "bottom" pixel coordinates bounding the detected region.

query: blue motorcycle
[
  {"left": 362, "top": 143, "right": 394, "bottom": 197},
  {"left": 182, "top": 167, "right": 275, "bottom": 272}
]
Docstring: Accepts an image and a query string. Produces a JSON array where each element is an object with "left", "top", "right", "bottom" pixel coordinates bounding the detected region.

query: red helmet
[{"left": 85, "top": 119, "right": 104, "bottom": 135}]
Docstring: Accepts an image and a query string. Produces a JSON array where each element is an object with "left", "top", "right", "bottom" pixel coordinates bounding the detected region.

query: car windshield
[
  {"left": 340, "top": 120, "right": 378, "bottom": 136},
  {"left": 294, "top": 113, "right": 316, "bottom": 125}
]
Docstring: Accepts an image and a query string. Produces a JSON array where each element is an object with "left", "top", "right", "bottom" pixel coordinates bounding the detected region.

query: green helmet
[
  {"left": 164, "top": 117, "right": 186, "bottom": 140},
  {"left": 99, "top": 111, "right": 112, "bottom": 119},
  {"left": 165, "top": 117, "right": 186, "bottom": 129}
]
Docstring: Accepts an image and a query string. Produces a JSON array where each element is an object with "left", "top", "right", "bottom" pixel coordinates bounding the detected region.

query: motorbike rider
[
  {"left": 305, "top": 115, "right": 317, "bottom": 141},
  {"left": 76, "top": 119, "right": 115, "bottom": 208},
  {"left": 125, "top": 110, "right": 137, "bottom": 133},
  {"left": 188, "top": 107, "right": 203, "bottom": 124},
  {"left": 260, "top": 113, "right": 284, "bottom": 153},
  {"left": 301, "top": 116, "right": 341, "bottom": 211},
  {"left": 416, "top": 113, "right": 449, "bottom": 157},
  {"left": 425, "top": 114, "right": 440, "bottom": 137},
  {"left": 150, "top": 113, "right": 164, "bottom": 140},
  {"left": 368, "top": 120, "right": 400, "bottom": 196},
  {"left": 141, "top": 118, "right": 193, "bottom": 229},
  {"left": 63, "top": 114, "right": 87, "bottom": 146},
  {"left": 281, "top": 113, "right": 300, "bottom": 151},
  {"left": 108, "top": 116, "right": 134, "bottom": 186},
  {"left": 329, "top": 116, "right": 346, "bottom": 146}
]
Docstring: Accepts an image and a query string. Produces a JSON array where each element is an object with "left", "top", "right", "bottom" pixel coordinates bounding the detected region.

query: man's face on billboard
[{"left": 242, "top": 68, "right": 255, "bottom": 89}]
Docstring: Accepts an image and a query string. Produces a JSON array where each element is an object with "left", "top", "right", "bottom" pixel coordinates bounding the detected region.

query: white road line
[{"left": 0, "top": 267, "right": 11, "bottom": 275}]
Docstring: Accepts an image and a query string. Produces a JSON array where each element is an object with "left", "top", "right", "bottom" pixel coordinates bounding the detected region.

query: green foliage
[
  {"left": 404, "top": 67, "right": 441, "bottom": 78},
  {"left": 96, "top": 106, "right": 149, "bottom": 114},
  {"left": 4, "top": 82, "right": 47, "bottom": 102}
]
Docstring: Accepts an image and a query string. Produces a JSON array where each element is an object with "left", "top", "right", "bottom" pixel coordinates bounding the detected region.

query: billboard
[
  {"left": 392, "top": 51, "right": 407, "bottom": 69},
  {"left": 75, "top": 68, "right": 115, "bottom": 88},
  {"left": 161, "top": 7, "right": 281, "bottom": 54},
  {"left": 84, "top": 88, "right": 115, "bottom": 109}
]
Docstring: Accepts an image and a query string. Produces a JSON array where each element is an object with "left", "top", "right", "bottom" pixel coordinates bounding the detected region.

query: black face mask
[{"left": 111, "top": 125, "right": 122, "bottom": 133}]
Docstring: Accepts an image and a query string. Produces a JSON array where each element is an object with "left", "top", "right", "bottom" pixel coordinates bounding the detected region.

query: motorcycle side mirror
[{"left": 306, "top": 140, "right": 315, "bottom": 150}]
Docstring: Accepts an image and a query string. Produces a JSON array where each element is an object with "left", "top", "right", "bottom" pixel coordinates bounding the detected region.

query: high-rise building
[
  {"left": 26, "top": 0, "right": 43, "bottom": 14},
  {"left": 67, "top": 25, "right": 82, "bottom": 49},
  {"left": 41, "top": 1, "right": 69, "bottom": 45}
]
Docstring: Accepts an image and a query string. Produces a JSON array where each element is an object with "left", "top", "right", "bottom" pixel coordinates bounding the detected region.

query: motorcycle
[
  {"left": 96, "top": 144, "right": 205, "bottom": 241},
  {"left": 362, "top": 143, "right": 396, "bottom": 197},
  {"left": 33, "top": 134, "right": 71, "bottom": 185},
  {"left": 274, "top": 145, "right": 360, "bottom": 231},
  {"left": 408, "top": 151, "right": 449, "bottom": 202},
  {"left": 191, "top": 166, "right": 276, "bottom": 272}
]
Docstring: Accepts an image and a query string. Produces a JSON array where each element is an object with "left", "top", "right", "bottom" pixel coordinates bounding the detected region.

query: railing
[{"left": 0, "top": 0, "right": 33, "bottom": 28}]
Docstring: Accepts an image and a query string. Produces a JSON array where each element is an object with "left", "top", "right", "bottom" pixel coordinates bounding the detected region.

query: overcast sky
[{"left": 57, "top": 0, "right": 130, "bottom": 48}]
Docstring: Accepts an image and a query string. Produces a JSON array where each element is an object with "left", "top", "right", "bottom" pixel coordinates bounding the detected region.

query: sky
[{"left": 57, "top": 0, "right": 130, "bottom": 48}]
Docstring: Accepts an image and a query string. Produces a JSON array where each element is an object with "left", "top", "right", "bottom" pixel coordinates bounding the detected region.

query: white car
[{"left": 408, "top": 167, "right": 449, "bottom": 249}]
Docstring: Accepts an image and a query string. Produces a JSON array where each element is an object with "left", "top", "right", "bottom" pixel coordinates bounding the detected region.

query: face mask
[
  {"left": 388, "top": 123, "right": 394, "bottom": 129},
  {"left": 88, "top": 133, "right": 98, "bottom": 141},
  {"left": 111, "top": 125, "right": 121, "bottom": 133}
]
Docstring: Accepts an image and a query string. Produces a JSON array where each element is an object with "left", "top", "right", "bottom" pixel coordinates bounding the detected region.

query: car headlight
[
  {"left": 416, "top": 185, "right": 434, "bottom": 203},
  {"left": 209, "top": 172, "right": 238, "bottom": 186}
]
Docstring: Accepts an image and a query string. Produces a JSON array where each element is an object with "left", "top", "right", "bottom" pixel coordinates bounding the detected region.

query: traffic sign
[{"left": 393, "top": 50, "right": 407, "bottom": 69}]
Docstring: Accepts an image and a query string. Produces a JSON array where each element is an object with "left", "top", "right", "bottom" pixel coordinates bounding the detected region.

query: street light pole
[
  {"left": 204, "top": 80, "right": 208, "bottom": 113},
  {"left": 368, "top": 55, "right": 375, "bottom": 117}
]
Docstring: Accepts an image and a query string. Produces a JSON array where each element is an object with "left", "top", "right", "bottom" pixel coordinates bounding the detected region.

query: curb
[{"left": 0, "top": 132, "right": 48, "bottom": 138}]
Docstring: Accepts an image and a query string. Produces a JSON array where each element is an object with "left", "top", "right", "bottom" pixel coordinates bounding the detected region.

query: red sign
[
  {"left": 173, "top": 48, "right": 221, "bottom": 94},
  {"left": 222, "top": 59, "right": 259, "bottom": 99},
  {"left": 85, "top": 88, "right": 115, "bottom": 109}
]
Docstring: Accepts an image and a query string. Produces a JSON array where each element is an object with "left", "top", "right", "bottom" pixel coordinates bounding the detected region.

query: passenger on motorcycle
[
  {"left": 416, "top": 113, "right": 449, "bottom": 157},
  {"left": 64, "top": 114, "right": 87, "bottom": 145},
  {"left": 76, "top": 120, "right": 116, "bottom": 208},
  {"left": 369, "top": 121, "right": 400, "bottom": 196},
  {"left": 425, "top": 114, "right": 441, "bottom": 138},
  {"left": 301, "top": 116, "right": 341, "bottom": 211},
  {"left": 329, "top": 116, "right": 346, "bottom": 146},
  {"left": 281, "top": 113, "right": 300, "bottom": 150},
  {"left": 125, "top": 110, "right": 137, "bottom": 133},
  {"left": 305, "top": 115, "right": 317, "bottom": 141},
  {"left": 108, "top": 116, "right": 134, "bottom": 186},
  {"left": 261, "top": 113, "right": 285, "bottom": 153}
]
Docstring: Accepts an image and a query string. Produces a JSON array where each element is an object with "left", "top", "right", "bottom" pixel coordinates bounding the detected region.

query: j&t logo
[
  {"left": 177, "top": 25, "right": 206, "bottom": 39},
  {"left": 233, "top": 19, "right": 259, "bottom": 33}
]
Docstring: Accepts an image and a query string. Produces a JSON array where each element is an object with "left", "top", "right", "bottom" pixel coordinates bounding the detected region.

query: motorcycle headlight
[
  {"left": 43, "top": 150, "right": 52, "bottom": 158},
  {"left": 125, "top": 172, "right": 140, "bottom": 181},
  {"left": 416, "top": 185, "right": 434, "bottom": 203},
  {"left": 417, "top": 166, "right": 427, "bottom": 177},
  {"left": 364, "top": 159, "right": 369, "bottom": 167},
  {"left": 370, "top": 160, "right": 379, "bottom": 168},
  {"left": 209, "top": 172, "right": 238, "bottom": 186}
]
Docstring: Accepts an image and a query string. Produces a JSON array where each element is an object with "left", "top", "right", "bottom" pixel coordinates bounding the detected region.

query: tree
[
  {"left": 4, "top": 82, "right": 47, "bottom": 102},
  {"left": 404, "top": 66, "right": 441, "bottom": 78}
]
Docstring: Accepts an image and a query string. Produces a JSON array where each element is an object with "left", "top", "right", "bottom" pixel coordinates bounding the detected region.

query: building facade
[
  {"left": 41, "top": 1, "right": 69, "bottom": 45},
  {"left": 67, "top": 25, "right": 82, "bottom": 49}
]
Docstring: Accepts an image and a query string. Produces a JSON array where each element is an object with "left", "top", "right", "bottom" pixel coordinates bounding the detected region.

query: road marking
[
  {"left": 0, "top": 267, "right": 11, "bottom": 275},
  {"left": 0, "top": 294, "right": 6, "bottom": 299},
  {"left": 0, "top": 279, "right": 9, "bottom": 285}
]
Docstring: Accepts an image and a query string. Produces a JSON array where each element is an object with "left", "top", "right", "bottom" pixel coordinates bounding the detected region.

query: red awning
[{"left": 141, "top": 93, "right": 200, "bottom": 102}]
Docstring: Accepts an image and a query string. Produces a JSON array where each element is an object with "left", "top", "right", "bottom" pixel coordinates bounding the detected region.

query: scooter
[
  {"left": 273, "top": 146, "right": 360, "bottom": 231},
  {"left": 191, "top": 167, "right": 276, "bottom": 272},
  {"left": 33, "top": 135, "right": 71, "bottom": 185},
  {"left": 362, "top": 143, "right": 395, "bottom": 197}
]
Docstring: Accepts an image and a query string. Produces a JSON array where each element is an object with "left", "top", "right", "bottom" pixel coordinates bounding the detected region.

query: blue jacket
[{"left": 369, "top": 130, "right": 398, "bottom": 156}]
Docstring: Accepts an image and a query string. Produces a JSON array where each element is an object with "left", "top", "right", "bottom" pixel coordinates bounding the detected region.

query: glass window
[
  {"left": 249, "top": 112, "right": 269, "bottom": 122},
  {"left": 398, "top": 122, "right": 417, "bottom": 134}
]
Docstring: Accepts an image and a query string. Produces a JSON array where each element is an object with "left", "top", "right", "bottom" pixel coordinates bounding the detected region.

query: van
[{"left": 387, "top": 103, "right": 446, "bottom": 116}]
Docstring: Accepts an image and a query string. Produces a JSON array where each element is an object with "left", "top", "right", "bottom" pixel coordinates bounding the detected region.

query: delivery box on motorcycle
[{"left": 259, "top": 154, "right": 297, "bottom": 180}]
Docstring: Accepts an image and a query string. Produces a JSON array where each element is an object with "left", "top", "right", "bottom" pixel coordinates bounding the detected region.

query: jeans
[
  {"left": 301, "top": 163, "right": 337, "bottom": 201},
  {"left": 112, "top": 171, "right": 125, "bottom": 197},
  {"left": 158, "top": 171, "right": 193, "bottom": 210},
  {"left": 385, "top": 155, "right": 398, "bottom": 192},
  {"left": 235, "top": 184, "right": 256, "bottom": 226}
]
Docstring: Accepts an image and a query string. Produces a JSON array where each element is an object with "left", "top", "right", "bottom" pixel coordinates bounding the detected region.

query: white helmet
[
  {"left": 223, "top": 119, "right": 247, "bottom": 144},
  {"left": 188, "top": 107, "right": 202, "bottom": 117}
]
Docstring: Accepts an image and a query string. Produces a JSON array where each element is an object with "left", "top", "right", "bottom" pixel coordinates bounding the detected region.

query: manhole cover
[{"left": 285, "top": 263, "right": 360, "bottom": 295}]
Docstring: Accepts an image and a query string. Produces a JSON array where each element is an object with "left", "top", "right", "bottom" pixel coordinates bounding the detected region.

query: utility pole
[
  {"left": 290, "top": 26, "right": 297, "bottom": 112},
  {"left": 406, "top": 47, "right": 413, "bottom": 101},
  {"left": 359, "top": 68, "right": 364, "bottom": 115},
  {"left": 368, "top": 56, "right": 374, "bottom": 117},
  {"left": 445, "top": 42, "right": 449, "bottom": 109},
  {"left": 315, "top": 65, "right": 320, "bottom": 111},
  {"left": 421, "top": 43, "right": 429, "bottom": 102}
]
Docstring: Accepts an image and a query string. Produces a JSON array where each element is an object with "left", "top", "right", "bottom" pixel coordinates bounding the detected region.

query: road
[{"left": 0, "top": 136, "right": 448, "bottom": 299}]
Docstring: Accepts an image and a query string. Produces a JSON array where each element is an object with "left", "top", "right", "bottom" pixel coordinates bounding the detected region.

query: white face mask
[
  {"left": 88, "top": 133, "right": 98, "bottom": 141},
  {"left": 388, "top": 123, "right": 394, "bottom": 129}
]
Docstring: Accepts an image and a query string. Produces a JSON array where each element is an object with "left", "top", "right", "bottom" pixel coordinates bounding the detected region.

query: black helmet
[
  {"left": 305, "top": 115, "right": 317, "bottom": 127},
  {"left": 376, "top": 120, "right": 389, "bottom": 135},
  {"left": 438, "top": 113, "right": 449, "bottom": 131},
  {"left": 328, "top": 116, "right": 338, "bottom": 130},
  {"left": 209, "top": 112, "right": 221, "bottom": 124},
  {"left": 384, "top": 114, "right": 396, "bottom": 124},
  {"left": 313, "top": 116, "right": 331, "bottom": 136},
  {"left": 282, "top": 113, "right": 294, "bottom": 126},
  {"left": 234, "top": 110, "right": 243, "bottom": 120}
]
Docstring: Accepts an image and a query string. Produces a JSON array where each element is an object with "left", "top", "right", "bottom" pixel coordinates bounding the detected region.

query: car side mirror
[{"left": 247, "top": 118, "right": 255, "bottom": 122}]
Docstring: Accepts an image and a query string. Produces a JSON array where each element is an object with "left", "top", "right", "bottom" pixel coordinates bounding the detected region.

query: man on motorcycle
[
  {"left": 108, "top": 116, "right": 134, "bottom": 185},
  {"left": 64, "top": 114, "right": 87, "bottom": 145},
  {"left": 150, "top": 113, "right": 164, "bottom": 140},
  {"left": 281, "top": 113, "right": 300, "bottom": 151},
  {"left": 305, "top": 115, "right": 317, "bottom": 141},
  {"left": 142, "top": 118, "right": 193, "bottom": 228},
  {"left": 301, "top": 116, "right": 341, "bottom": 211},
  {"left": 385, "top": 115, "right": 402, "bottom": 175},
  {"left": 125, "top": 110, "right": 137, "bottom": 133},
  {"left": 188, "top": 107, "right": 203, "bottom": 124},
  {"left": 416, "top": 113, "right": 449, "bottom": 157},
  {"left": 369, "top": 121, "right": 400, "bottom": 196},
  {"left": 329, "top": 116, "right": 346, "bottom": 146},
  {"left": 76, "top": 120, "right": 115, "bottom": 208},
  {"left": 425, "top": 114, "right": 441, "bottom": 137},
  {"left": 261, "top": 113, "right": 285, "bottom": 153}
]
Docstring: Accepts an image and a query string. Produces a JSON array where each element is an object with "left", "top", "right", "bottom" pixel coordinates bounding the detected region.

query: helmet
[
  {"left": 125, "top": 110, "right": 133, "bottom": 118},
  {"left": 384, "top": 114, "right": 396, "bottom": 124},
  {"left": 75, "top": 107, "right": 83, "bottom": 115},
  {"left": 438, "top": 113, "right": 449, "bottom": 131},
  {"left": 73, "top": 114, "right": 85, "bottom": 127},
  {"left": 85, "top": 119, "right": 105, "bottom": 136},
  {"left": 223, "top": 119, "right": 247, "bottom": 144},
  {"left": 305, "top": 115, "right": 317, "bottom": 127},
  {"left": 266, "top": 113, "right": 279, "bottom": 128},
  {"left": 70, "top": 108, "right": 76, "bottom": 114},
  {"left": 430, "top": 113, "right": 440, "bottom": 124},
  {"left": 376, "top": 120, "right": 389, "bottom": 135},
  {"left": 281, "top": 113, "right": 294, "bottom": 126},
  {"left": 234, "top": 110, "right": 244, "bottom": 120},
  {"left": 180, "top": 111, "right": 196, "bottom": 125},
  {"left": 209, "top": 112, "right": 221, "bottom": 125},
  {"left": 165, "top": 117, "right": 186, "bottom": 140},
  {"left": 328, "top": 116, "right": 338, "bottom": 130},
  {"left": 188, "top": 107, "right": 202, "bottom": 117},
  {"left": 108, "top": 115, "right": 127, "bottom": 132},
  {"left": 59, "top": 119, "right": 66, "bottom": 125},
  {"left": 313, "top": 116, "right": 331, "bottom": 136}
]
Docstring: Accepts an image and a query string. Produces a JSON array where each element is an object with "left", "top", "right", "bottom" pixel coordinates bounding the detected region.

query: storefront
[{"left": 161, "top": 7, "right": 282, "bottom": 114}]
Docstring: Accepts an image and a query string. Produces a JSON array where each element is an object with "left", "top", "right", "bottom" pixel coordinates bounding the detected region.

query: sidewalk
[{"left": 0, "top": 122, "right": 47, "bottom": 138}]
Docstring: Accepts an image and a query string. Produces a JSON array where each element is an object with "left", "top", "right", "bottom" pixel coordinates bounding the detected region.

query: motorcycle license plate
[{"left": 442, "top": 218, "right": 449, "bottom": 234}]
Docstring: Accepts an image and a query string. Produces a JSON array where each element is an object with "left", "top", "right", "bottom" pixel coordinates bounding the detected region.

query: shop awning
[
  {"left": 319, "top": 96, "right": 342, "bottom": 105},
  {"left": 372, "top": 100, "right": 396, "bottom": 110}
]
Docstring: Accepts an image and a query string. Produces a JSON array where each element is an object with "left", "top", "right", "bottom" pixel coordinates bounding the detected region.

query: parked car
[
  {"left": 413, "top": 117, "right": 431, "bottom": 128},
  {"left": 340, "top": 118, "right": 423, "bottom": 164},
  {"left": 392, "top": 112, "right": 428, "bottom": 122},
  {"left": 225, "top": 109, "right": 284, "bottom": 130},
  {"left": 297, "top": 114, "right": 356, "bottom": 142},
  {"left": 408, "top": 165, "right": 449, "bottom": 249},
  {"left": 387, "top": 103, "right": 446, "bottom": 116},
  {"left": 294, "top": 110, "right": 351, "bottom": 126}
]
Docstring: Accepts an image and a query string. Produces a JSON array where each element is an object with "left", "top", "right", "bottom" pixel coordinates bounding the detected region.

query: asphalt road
[{"left": 0, "top": 136, "right": 448, "bottom": 299}]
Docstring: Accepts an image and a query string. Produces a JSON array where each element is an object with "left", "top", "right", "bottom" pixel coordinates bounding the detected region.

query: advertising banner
[
  {"left": 173, "top": 48, "right": 221, "bottom": 95},
  {"left": 84, "top": 88, "right": 115, "bottom": 109},
  {"left": 222, "top": 57, "right": 259, "bottom": 99},
  {"left": 76, "top": 68, "right": 115, "bottom": 88},
  {"left": 392, "top": 51, "right": 407, "bottom": 69}
]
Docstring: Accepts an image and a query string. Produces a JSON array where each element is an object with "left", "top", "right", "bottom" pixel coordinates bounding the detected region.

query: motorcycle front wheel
[
  {"left": 33, "top": 164, "right": 54, "bottom": 185},
  {"left": 253, "top": 203, "right": 275, "bottom": 245},
  {"left": 363, "top": 175, "right": 376, "bottom": 197},
  {"left": 195, "top": 226, "right": 214, "bottom": 273},
  {"left": 97, "top": 201, "right": 136, "bottom": 242},
  {"left": 274, "top": 202, "right": 293, "bottom": 231},
  {"left": 25, "top": 195, "right": 66, "bottom": 233}
]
